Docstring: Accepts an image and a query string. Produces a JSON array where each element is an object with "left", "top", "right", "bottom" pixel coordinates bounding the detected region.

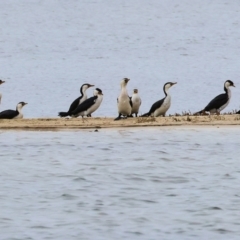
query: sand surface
[{"left": 0, "top": 115, "right": 240, "bottom": 130}]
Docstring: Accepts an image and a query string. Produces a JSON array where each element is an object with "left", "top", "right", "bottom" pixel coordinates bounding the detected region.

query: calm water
[
  {"left": 1, "top": 127, "right": 240, "bottom": 240},
  {"left": 1, "top": 0, "right": 240, "bottom": 117},
  {"left": 1, "top": 1, "right": 240, "bottom": 239}
]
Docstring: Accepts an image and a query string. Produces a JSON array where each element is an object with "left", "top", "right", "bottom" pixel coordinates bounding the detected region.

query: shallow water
[{"left": 1, "top": 127, "right": 240, "bottom": 239}]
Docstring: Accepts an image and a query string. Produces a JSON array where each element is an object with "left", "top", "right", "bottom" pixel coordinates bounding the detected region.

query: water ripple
[{"left": 1, "top": 128, "right": 240, "bottom": 240}]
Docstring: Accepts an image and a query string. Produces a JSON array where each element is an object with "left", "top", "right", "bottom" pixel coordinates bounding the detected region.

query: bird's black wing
[
  {"left": 129, "top": 97, "right": 133, "bottom": 108},
  {"left": 0, "top": 110, "right": 17, "bottom": 119},
  {"left": 148, "top": 98, "right": 165, "bottom": 114},
  {"left": 68, "top": 96, "right": 82, "bottom": 112},
  {"left": 58, "top": 96, "right": 82, "bottom": 117},
  {"left": 204, "top": 93, "right": 228, "bottom": 111},
  {"left": 71, "top": 96, "right": 97, "bottom": 115},
  {"left": 142, "top": 98, "right": 165, "bottom": 116}
]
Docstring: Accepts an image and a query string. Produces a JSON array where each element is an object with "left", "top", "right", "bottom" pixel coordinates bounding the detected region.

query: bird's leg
[
  {"left": 202, "top": 111, "right": 208, "bottom": 116},
  {"left": 114, "top": 113, "right": 122, "bottom": 121},
  {"left": 216, "top": 111, "right": 220, "bottom": 115},
  {"left": 82, "top": 116, "right": 89, "bottom": 123},
  {"left": 135, "top": 113, "right": 138, "bottom": 117}
]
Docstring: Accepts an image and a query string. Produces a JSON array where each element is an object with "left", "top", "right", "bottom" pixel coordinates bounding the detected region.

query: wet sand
[{"left": 0, "top": 115, "right": 240, "bottom": 129}]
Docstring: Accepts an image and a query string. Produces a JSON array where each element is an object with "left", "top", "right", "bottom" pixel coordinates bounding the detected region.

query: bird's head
[
  {"left": 120, "top": 78, "right": 130, "bottom": 88},
  {"left": 95, "top": 88, "right": 103, "bottom": 95},
  {"left": 164, "top": 82, "right": 177, "bottom": 92},
  {"left": 225, "top": 80, "right": 235, "bottom": 88},
  {"left": 133, "top": 89, "right": 138, "bottom": 94},
  {"left": 17, "top": 102, "right": 28, "bottom": 110},
  {"left": 81, "top": 83, "right": 94, "bottom": 93}
]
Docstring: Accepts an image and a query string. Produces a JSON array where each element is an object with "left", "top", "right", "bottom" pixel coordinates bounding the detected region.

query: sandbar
[{"left": 0, "top": 115, "right": 240, "bottom": 130}]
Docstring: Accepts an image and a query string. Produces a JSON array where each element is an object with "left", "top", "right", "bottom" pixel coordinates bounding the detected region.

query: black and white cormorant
[
  {"left": 0, "top": 80, "right": 5, "bottom": 104},
  {"left": 142, "top": 82, "right": 177, "bottom": 117},
  {"left": 58, "top": 83, "right": 94, "bottom": 117},
  {"left": 69, "top": 88, "right": 103, "bottom": 118},
  {"left": 195, "top": 80, "right": 235, "bottom": 115},
  {"left": 0, "top": 102, "right": 27, "bottom": 119},
  {"left": 114, "top": 78, "right": 132, "bottom": 120},
  {"left": 87, "top": 88, "right": 100, "bottom": 117},
  {"left": 130, "top": 89, "right": 141, "bottom": 117}
]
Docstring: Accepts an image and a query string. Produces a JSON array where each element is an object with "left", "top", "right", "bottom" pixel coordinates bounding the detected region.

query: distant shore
[{"left": 0, "top": 115, "right": 240, "bottom": 130}]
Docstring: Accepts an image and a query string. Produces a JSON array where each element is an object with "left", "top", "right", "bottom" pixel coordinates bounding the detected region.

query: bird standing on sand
[
  {"left": 195, "top": 80, "right": 235, "bottom": 115},
  {"left": 114, "top": 78, "right": 132, "bottom": 120},
  {"left": 130, "top": 89, "right": 141, "bottom": 117},
  {"left": 0, "top": 80, "right": 5, "bottom": 104},
  {"left": 70, "top": 88, "right": 103, "bottom": 119},
  {"left": 0, "top": 102, "right": 27, "bottom": 119},
  {"left": 87, "top": 88, "right": 101, "bottom": 117},
  {"left": 142, "top": 82, "right": 177, "bottom": 117},
  {"left": 58, "top": 83, "right": 94, "bottom": 117}
]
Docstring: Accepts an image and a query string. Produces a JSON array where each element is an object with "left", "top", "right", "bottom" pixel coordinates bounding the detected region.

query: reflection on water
[{"left": 0, "top": 127, "right": 240, "bottom": 239}]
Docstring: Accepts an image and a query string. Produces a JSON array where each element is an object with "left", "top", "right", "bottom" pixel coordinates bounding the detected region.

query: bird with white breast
[
  {"left": 195, "top": 80, "right": 235, "bottom": 115},
  {"left": 142, "top": 82, "right": 177, "bottom": 117},
  {"left": 70, "top": 88, "right": 103, "bottom": 119},
  {"left": 0, "top": 102, "right": 28, "bottom": 119},
  {"left": 130, "top": 89, "right": 141, "bottom": 117},
  {"left": 114, "top": 78, "right": 132, "bottom": 120},
  {"left": 58, "top": 83, "right": 94, "bottom": 117},
  {"left": 0, "top": 80, "right": 5, "bottom": 104}
]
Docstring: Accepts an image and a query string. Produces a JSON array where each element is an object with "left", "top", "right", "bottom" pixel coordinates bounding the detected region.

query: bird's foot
[
  {"left": 114, "top": 114, "right": 123, "bottom": 121},
  {"left": 201, "top": 111, "right": 208, "bottom": 116},
  {"left": 114, "top": 116, "right": 122, "bottom": 121},
  {"left": 81, "top": 117, "right": 89, "bottom": 123}
]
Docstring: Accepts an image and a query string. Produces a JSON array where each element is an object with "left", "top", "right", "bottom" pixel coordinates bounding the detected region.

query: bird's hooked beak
[
  {"left": 233, "top": 84, "right": 236, "bottom": 87},
  {"left": 89, "top": 84, "right": 95, "bottom": 87},
  {"left": 0, "top": 80, "right": 5, "bottom": 84},
  {"left": 24, "top": 103, "right": 28, "bottom": 106},
  {"left": 171, "top": 82, "right": 177, "bottom": 86}
]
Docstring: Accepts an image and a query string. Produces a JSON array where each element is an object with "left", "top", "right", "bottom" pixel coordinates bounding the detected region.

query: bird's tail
[
  {"left": 58, "top": 112, "right": 69, "bottom": 117},
  {"left": 194, "top": 110, "right": 205, "bottom": 116},
  {"left": 141, "top": 112, "right": 150, "bottom": 117}
]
